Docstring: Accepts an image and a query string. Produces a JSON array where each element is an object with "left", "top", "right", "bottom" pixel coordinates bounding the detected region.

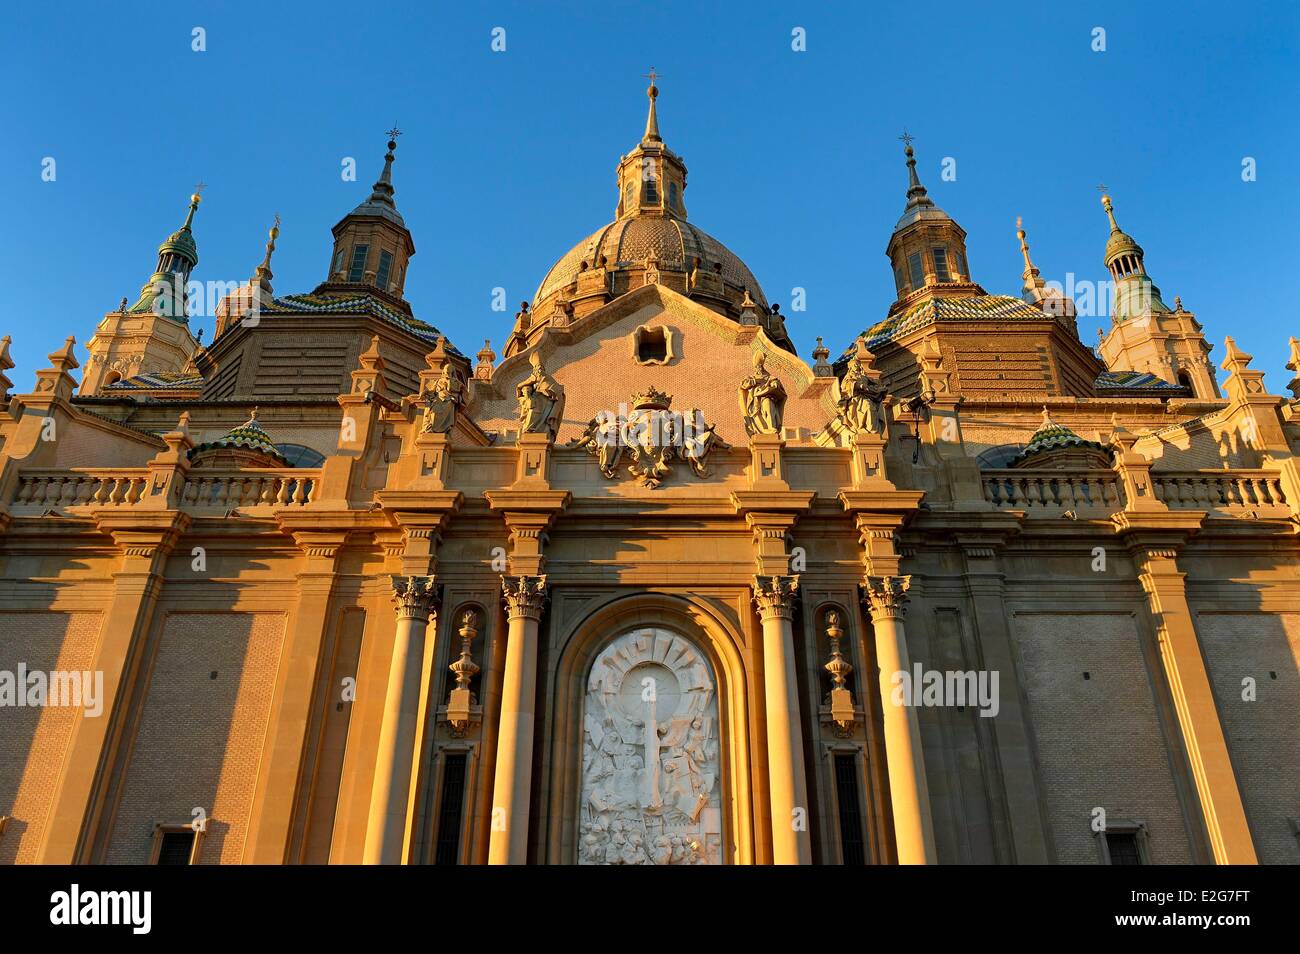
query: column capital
[
  {"left": 861, "top": 574, "right": 911, "bottom": 621},
  {"left": 753, "top": 574, "right": 800, "bottom": 620},
  {"left": 501, "top": 574, "right": 548, "bottom": 620},
  {"left": 390, "top": 574, "right": 440, "bottom": 621}
]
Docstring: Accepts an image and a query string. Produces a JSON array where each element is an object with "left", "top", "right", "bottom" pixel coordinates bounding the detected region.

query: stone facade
[{"left": 0, "top": 84, "right": 1297, "bottom": 866}]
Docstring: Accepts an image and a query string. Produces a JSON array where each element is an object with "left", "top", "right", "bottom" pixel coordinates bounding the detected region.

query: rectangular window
[
  {"left": 1105, "top": 831, "right": 1142, "bottom": 865},
  {"left": 834, "top": 754, "right": 866, "bottom": 865},
  {"left": 347, "top": 244, "right": 369, "bottom": 282},
  {"left": 376, "top": 250, "right": 394, "bottom": 290},
  {"left": 907, "top": 252, "right": 925, "bottom": 288},
  {"left": 434, "top": 753, "right": 468, "bottom": 865},
  {"left": 331, "top": 246, "right": 346, "bottom": 276},
  {"left": 932, "top": 247, "right": 951, "bottom": 283},
  {"left": 956, "top": 250, "right": 968, "bottom": 279},
  {"left": 155, "top": 830, "right": 197, "bottom": 866},
  {"left": 894, "top": 266, "right": 907, "bottom": 294}
]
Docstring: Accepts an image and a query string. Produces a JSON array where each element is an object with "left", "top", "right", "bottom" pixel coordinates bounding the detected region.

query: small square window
[{"left": 149, "top": 823, "right": 203, "bottom": 865}]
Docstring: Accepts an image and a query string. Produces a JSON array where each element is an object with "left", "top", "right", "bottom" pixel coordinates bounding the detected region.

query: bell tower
[
  {"left": 80, "top": 191, "right": 202, "bottom": 394},
  {"left": 1095, "top": 191, "right": 1220, "bottom": 398}
]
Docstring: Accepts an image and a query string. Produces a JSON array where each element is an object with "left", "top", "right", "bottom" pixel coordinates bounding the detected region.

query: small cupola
[
  {"left": 884, "top": 135, "right": 979, "bottom": 308},
  {"left": 321, "top": 129, "right": 416, "bottom": 306},
  {"left": 128, "top": 188, "right": 204, "bottom": 320},
  {"left": 1099, "top": 191, "right": 1170, "bottom": 321},
  {"left": 614, "top": 72, "right": 688, "bottom": 221}
]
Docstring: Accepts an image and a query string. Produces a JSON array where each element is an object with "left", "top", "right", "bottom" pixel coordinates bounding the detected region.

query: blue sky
[{"left": 2, "top": 0, "right": 1297, "bottom": 391}]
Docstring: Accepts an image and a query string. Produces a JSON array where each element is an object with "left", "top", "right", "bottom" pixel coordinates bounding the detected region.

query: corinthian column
[
  {"left": 862, "top": 575, "right": 937, "bottom": 864},
  {"left": 753, "top": 574, "right": 812, "bottom": 865},
  {"left": 363, "top": 575, "right": 439, "bottom": 864},
  {"left": 488, "top": 575, "right": 547, "bottom": 864}
]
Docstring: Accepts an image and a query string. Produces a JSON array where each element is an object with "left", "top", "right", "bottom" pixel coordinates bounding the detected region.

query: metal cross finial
[
  {"left": 1096, "top": 183, "right": 1109, "bottom": 194},
  {"left": 643, "top": 67, "right": 661, "bottom": 85},
  {"left": 898, "top": 129, "right": 915, "bottom": 148},
  {"left": 386, "top": 125, "right": 403, "bottom": 140},
  {"left": 193, "top": 181, "right": 207, "bottom": 195}
]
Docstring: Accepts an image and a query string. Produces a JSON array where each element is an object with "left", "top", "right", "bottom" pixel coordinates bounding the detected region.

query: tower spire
[
  {"left": 253, "top": 215, "right": 280, "bottom": 293},
  {"left": 642, "top": 69, "right": 662, "bottom": 142},
  {"left": 128, "top": 188, "right": 204, "bottom": 317},
  {"left": 1016, "top": 216, "right": 1038, "bottom": 279},
  {"left": 899, "top": 131, "right": 933, "bottom": 211},
  {"left": 367, "top": 127, "right": 401, "bottom": 207}
]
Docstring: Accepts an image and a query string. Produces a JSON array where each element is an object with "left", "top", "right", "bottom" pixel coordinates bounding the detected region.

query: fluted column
[
  {"left": 488, "top": 575, "right": 547, "bottom": 865},
  {"left": 363, "top": 575, "right": 439, "bottom": 864},
  {"left": 862, "top": 575, "right": 937, "bottom": 864},
  {"left": 753, "top": 574, "right": 811, "bottom": 865}
]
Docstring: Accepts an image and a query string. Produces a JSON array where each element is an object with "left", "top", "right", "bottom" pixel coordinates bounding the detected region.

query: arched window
[
  {"left": 1177, "top": 371, "right": 1193, "bottom": 393},
  {"left": 274, "top": 443, "right": 326, "bottom": 467}
]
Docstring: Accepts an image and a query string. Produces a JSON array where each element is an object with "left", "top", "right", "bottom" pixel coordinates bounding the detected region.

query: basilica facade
[{"left": 1, "top": 82, "right": 1298, "bottom": 866}]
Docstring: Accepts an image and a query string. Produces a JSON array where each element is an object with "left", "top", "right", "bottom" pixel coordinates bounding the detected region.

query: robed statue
[
  {"left": 836, "top": 358, "right": 887, "bottom": 436},
  {"left": 420, "top": 366, "right": 462, "bottom": 434},
  {"left": 739, "top": 352, "right": 786, "bottom": 436},
  {"left": 516, "top": 351, "right": 566, "bottom": 439}
]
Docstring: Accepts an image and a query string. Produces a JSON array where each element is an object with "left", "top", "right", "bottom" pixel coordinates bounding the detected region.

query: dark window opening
[
  {"left": 156, "top": 830, "right": 196, "bottom": 866},
  {"left": 644, "top": 178, "right": 659, "bottom": 204},
  {"left": 347, "top": 244, "right": 369, "bottom": 282},
  {"left": 932, "top": 246, "right": 951, "bottom": 282},
  {"left": 637, "top": 328, "right": 668, "bottom": 363},
  {"left": 376, "top": 250, "right": 394, "bottom": 290},
  {"left": 908, "top": 252, "right": 925, "bottom": 288},
  {"left": 1177, "top": 371, "right": 1193, "bottom": 392},
  {"left": 668, "top": 181, "right": 679, "bottom": 210},
  {"left": 1106, "top": 831, "right": 1142, "bottom": 865},
  {"left": 834, "top": 754, "right": 866, "bottom": 865},
  {"left": 434, "top": 753, "right": 468, "bottom": 865}
]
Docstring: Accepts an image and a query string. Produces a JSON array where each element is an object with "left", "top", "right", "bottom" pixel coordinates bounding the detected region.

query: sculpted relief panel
[{"left": 580, "top": 628, "right": 723, "bottom": 864}]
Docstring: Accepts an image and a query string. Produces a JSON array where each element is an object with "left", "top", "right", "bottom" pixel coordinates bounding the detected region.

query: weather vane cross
[
  {"left": 1096, "top": 183, "right": 1109, "bottom": 195},
  {"left": 193, "top": 181, "right": 206, "bottom": 195},
  {"left": 898, "top": 129, "right": 915, "bottom": 148},
  {"left": 386, "top": 124, "right": 403, "bottom": 141},
  {"left": 643, "top": 67, "right": 661, "bottom": 85}
]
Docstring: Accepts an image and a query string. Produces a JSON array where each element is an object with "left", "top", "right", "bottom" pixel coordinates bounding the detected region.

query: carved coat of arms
[{"left": 570, "top": 388, "right": 726, "bottom": 488}]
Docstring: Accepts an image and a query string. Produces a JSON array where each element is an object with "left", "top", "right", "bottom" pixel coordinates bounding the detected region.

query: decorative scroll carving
[
  {"left": 501, "top": 574, "right": 548, "bottom": 619},
  {"left": 568, "top": 388, "right": 727, "bottom": 488},
  {"left": 753, "top": 574, "right": 800, "bottom": 619},
  {"left": 861, "top": 575, "right": 911, "bottom": 620},
  {"left": 390, "top": 575, "right": 439, "bottom": 621},
  {"left": 579, "top": 628, "right": 722, "bottom": 865},
  {"left": 739, "top": 352, "right": 786, "bottom": 436}
]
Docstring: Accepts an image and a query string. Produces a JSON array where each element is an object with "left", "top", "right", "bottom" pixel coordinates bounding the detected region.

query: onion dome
[{"left": 128, "top": 189, "right": 204, "bottom": 318}]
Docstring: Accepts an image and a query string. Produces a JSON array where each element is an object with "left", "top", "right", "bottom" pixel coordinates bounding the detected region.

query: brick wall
[
  {"left": 105, "top": 612, "right": 285, "bottom": 864},
  {"left": 1195, "top": 611, "right": 1300, "bottom": 863},
  {"left": 0, "top": 612, "right": 101, "bottom": 864},
  {"left": 1013, "top": 612, "right": 1194, "bottom": 863}
]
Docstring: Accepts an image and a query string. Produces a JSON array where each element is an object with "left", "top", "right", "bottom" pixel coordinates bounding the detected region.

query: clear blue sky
[{"left": 3, "top": 1, "right": 1297, "bottom": 391}]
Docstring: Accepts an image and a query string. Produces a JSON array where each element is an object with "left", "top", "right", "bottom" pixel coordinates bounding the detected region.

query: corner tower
[
  {"left": 1095, "top": 192, "right": 1219, "bottom": 398},
  {"left": 80, "top": 191, "right": 202, "bottom": 394}
]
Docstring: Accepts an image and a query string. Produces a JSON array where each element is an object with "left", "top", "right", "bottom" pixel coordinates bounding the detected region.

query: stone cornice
[
  {"left": 837, "top": 489, "right": 926, "bottom": 515},
  {"left": 483, "top": 489, "right": 572, "bottom": 514},
  {"left": 1111, "top": 509, "right": 1206, "bottom": 551},
  {"left": 730, "top": 490, "right": 816, "bottom": 515}
]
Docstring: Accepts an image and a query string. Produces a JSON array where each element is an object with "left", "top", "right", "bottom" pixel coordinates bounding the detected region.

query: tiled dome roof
[{"left": 534, "top": 216, "right": 768, "bottom": 308}]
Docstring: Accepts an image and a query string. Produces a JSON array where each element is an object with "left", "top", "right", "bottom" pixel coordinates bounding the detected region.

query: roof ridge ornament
[{"left": 899, "top": 130, "right": 932, "bottom": 209}]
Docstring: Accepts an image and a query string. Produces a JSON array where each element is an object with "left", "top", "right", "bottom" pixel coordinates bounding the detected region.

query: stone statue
[
  {"left": 571, "top": 414, "right": 622, "bottom": 478},
  {"left": 837, "top": 356, "right": 888, "bottom": 436},
  {"left": 739, "top": 352, "right": 787, "bottom": 436},
  {"left": 516, "top": 351, "right": 565, "bottom": 438},
  {"left": 420, "top": 366, "right": 462, "bottom": 434},
  {"left": 681, "top": 411, "right": 726, "bottom": 477}
]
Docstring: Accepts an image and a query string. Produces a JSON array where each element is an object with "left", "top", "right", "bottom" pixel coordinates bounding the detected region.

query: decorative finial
[
  {"left": 899, "top": 129, "right": 929, "bottom": 205},
  {"left": 642, "top": 68, "right": 662, "bottom": 142},
  {"left": 1016, "top": 215, "right": 1037, "bottom": 275},
  {"left": 1098, "top": 184, "right": 1121, "bottom": 232},
  {"left": 1174, "top": 295, "right": 1182, "bottom": 311},
  {"left": 182, "top": 184, "right": 204, "bottom": 229}
]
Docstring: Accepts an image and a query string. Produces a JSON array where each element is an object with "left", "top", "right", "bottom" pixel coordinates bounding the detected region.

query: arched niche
[{"left": 543, "top": 593, "right": 754, "bottom": 865}]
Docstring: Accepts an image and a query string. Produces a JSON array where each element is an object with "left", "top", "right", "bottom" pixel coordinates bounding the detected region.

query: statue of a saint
[
  {"left": 516, "top": 351, "right": 565, "bottom": 438},
  {"left": 419, "top": 366, "right": 461, "bottom": 434},
  {"left": 837, "top": 358, "right": 888, "bottom": 435},
  {"left": 739, "top": 352, "right": 787, "bottom": 436}
]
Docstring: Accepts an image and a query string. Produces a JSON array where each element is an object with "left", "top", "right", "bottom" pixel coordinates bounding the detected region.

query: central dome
[{"left": 534, "top": 216, "right": 768, "bottom": 308}]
